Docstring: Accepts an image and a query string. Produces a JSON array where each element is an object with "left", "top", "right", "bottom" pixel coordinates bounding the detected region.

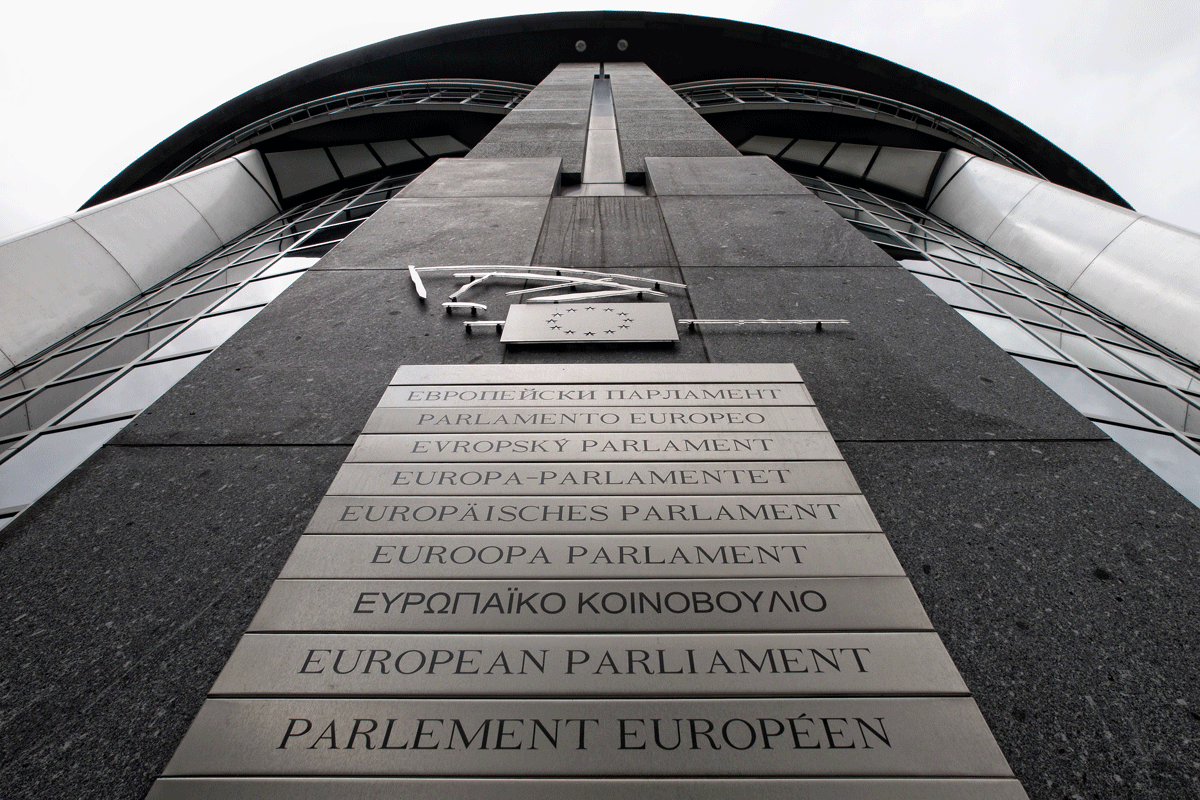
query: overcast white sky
[{"left": 2, "top": 0, "right": 1197, "bottom": 239}]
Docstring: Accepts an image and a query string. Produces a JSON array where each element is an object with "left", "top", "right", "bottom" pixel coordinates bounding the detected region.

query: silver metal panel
[
  {"left": 379, "top": 383, "right": 812, "bottom": 408},
  {"left": 501, "top": 303, "right": 678, "bottom": 343},
  {"left": 212, "top": 632, "right": 967, "bottom": 697},
  {"left": 0, "top": 220, "right": 139, "bottom": 365},
  {"left": 347, "top": 432, "right": 842, "bottom": 463},
  {"left": 248, "top": 577, "right": 930, "bottom": 633},
  {"left": 163, "top": 697, "right": 1010, "bottom": 777},
  {"left": 74, "top": 185, "right": 224, "bottom": 289},
  {"left": 390, "top": 363, "right": 802, "bottom": 384},
  {"left": 171, "top": 157, "right": 279, "bottom": 241},
  {"left": 986, "top": 182, "right": 1136, "bottom": 292},
  {"left": 1073, "top": 216, "right": 1200, "bottom": 364},
  {"left": 927, "top": 147, "right": 973, "bottom": 202},
  {"left": 928, "top": 156, "right": 1039, "bottom": 243},
  {"left": 304, "top": 494, "right": 880, "bottom": 535},
  {"left": 326, "top": 461, "right": 861, "bottom": 496},
  {"left": 148, "top": 777, "right": 1031, "bottom": 800},
  {"left": 363, "top": 405, "right": 827, "bottom": 434},
  {"left": 277, "top": 533, "right": 906, "bottom": 580}
]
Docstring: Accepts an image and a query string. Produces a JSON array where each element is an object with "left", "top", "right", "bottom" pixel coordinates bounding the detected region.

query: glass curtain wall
[
  {"left": 0, "top": 172, "right": 418, "bottom": 530},
  {"left": 792, "top": 173, "right": 1200, "bottom": 507}
]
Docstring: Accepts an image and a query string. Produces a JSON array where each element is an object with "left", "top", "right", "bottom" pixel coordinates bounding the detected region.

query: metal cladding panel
[
  {"left": 0, "top": 219, "right": 139, "bottom": 365},
  {"left": 74, "top": 186, "right": 224, "bottom": 290},
  {"left": 1073, "top": 216, "right": 1200, "bottom": 363},
  {"left": 985, "top": 182, "right": 1137, "bottom": 292},
  {"left": 928, "top": 156, "right": 1039, "bottom": 243},
  {"left": 172, "top": 157, "right": 280, "bottom": 241}
]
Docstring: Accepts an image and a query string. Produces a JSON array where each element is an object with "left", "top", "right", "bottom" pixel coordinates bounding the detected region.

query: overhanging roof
[{"left": 85, "top": 11, "right": 1127, "bottom": 209}]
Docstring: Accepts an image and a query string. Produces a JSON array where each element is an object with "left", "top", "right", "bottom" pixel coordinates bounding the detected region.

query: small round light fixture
[
  {"left": 575, "top": 39, "right": 587, "bottom": 52},
  {"left": 617, "top": 39, "right": 628, "bottom": 51}
]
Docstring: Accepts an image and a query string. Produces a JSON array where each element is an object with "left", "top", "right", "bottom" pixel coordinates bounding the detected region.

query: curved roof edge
[{"left": 85, "top": 11, "right": 1128, "bottom": 209}]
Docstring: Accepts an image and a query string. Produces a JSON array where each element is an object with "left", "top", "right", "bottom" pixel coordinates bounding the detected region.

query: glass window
[
  {"left": 13, "top": 343, "right": 105, "bottom": 388},
  {"left": 260, "top": 256, "right": 321, "bottom": 278},
  {"left": 1113, "top": 346, "right": 1200, "bottom": 393},
  {"left": 1103, "top": 376, "right": 1196, "bottom": 432},
  {"left": 210, "top": 273, "right": 303, "bottom": 314},
  {"left": 0, "top": 420, "right": 130, "bottom": 509},
  {"left": 980, "top": 289, "right": 1071, "bottom": 327},
  {"left": 62, "top": 355, "right": 207, "bottom": 424},
  {"left": 911, "top": 273, "right": 997, "bottom": 313},
  {"left": 956, "top": 310, "right": 1062, "bottom": 359},
  {"left": 897, "top": 258, "right": 950, "bottom": 278},
  {"left": 154, "top": 308, "right": 262, "bottom": 358},
  {"left": 1014, "top": 357, "right": 1150, "bottom": 425},
  {"left": 1095, "top": 424, "right": 1200, "bottom": 507}
]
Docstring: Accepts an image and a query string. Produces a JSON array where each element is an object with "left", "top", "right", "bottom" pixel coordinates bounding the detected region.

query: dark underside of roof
[{"left": 85, "top": 11, "right": 1126, "bottom": 209}]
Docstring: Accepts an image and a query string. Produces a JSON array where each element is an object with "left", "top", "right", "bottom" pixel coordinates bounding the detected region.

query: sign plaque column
[{"left": 149, "top": 363, "right": 1028, "bottom": 799}]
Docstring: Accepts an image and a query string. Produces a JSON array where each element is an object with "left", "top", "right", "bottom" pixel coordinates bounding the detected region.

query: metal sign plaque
[
  {"left": 248, "top": 577, "right": 931, "bottom": 633},
  {"left": 378, "top": 383, "right": 812, "bottom": 407},
  {"left": 501, "top": 302, "right": 679, "bottom": 343},
  {"left": 327, "top": 461, "right": 861, "bottom": 496},
  {"left": 363, "top": 405, "right": 827, "bottom": 434},
  {"left": 303, "top": 493, "right": 881, "bottom": 535},
  {"left": 151, "top": 363, "right": 1022, "bottom": 798},
  {"left": 163, "top": 697, "right": 1013, "bottom": 778},
  {"left": 277, "top": 534, "right": 906, "bottom": 580},
  {"left": 211, "top": 632, "right": 967, "bottom": 697},
  {"left": 347, "top": 432, "right": 844, "bottom": 463}
]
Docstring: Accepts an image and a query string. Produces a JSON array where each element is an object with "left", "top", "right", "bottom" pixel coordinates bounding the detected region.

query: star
[
  {"left": 584, "top": 331, "right": 595, "bottom": 336},
  {"left": 550, "top": 312, "right": 562, "bottom": 318},
  {"left": 566, "top": 308, "right": 577, "bottom": 313},
  {"left": 586, "top": 306, "right": 595, "bottom": 311},
  {"left": 564, "top": 330, "right": 575, "bottom": 335},
  {"left": 605, "top": 330, "right": 615, "bottom": 334},
  {"left": 549, "top": 324, "right": 560, "bottom": 329},
  {"left": 604, "top": 307, "right": 614, "bottom": 312},
  {"left": 620, "top": 324, "right": 630, "bottom": 329}
]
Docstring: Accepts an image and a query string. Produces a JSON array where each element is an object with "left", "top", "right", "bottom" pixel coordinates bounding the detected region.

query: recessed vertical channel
[{"left": 581, "top": 72, "right": 625, "bottom": 187}]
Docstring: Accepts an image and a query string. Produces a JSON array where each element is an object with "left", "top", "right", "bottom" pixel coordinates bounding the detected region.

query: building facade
[{"left": 1, "top": 12, "right": 1198, "bottom": 799}]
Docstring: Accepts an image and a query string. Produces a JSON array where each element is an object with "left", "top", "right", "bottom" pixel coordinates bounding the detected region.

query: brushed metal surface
[
  {"left": 248, "top": 577, "right": 930, "bottom": 633},
  {"left": 391, "top": 363, "right": 802, "bottom": 384},
  {"left": 326, "top": 461, "right": 861, "bottom": 496},
  {"left": 986, "top": 182, "right": 1136, "bottom": 292},
  {"left": 362, "top": 405, "right": 826, "bottom": 434},
  {"left": 379, "top": 383, "right": 812, "bottom": 408},
  {"left": 148, "top": 777, "right": 1030, "bottom": 800},
  {"left": 277, "top": 533, "right": 906, "bottom": 580},
  {"left": 347, "top": 432, "right": 843, "bottom": 463},
  {"left": 211, "top": 632, "right": 967, "bottom": 697},
  {"left": 304, "top": 494, "right": 880, "bottom": 534},
  {"left": 163, "top": 697, "right": 1011, "bottom": 777}
]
